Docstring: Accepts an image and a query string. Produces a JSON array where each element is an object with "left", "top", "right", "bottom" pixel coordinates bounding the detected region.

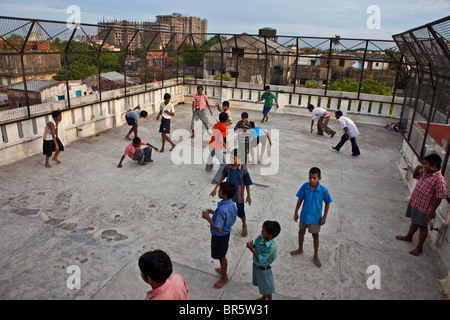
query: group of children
[{"left": 42, "top": 84, "right": 447, "bottom": 300}]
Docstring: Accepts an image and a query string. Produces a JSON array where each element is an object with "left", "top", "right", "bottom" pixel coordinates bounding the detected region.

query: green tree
[{"left": 213, "top": 73, "right": 232, "bottom": 81}]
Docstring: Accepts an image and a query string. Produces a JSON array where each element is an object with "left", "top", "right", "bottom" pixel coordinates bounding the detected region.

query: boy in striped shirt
[{"left": 396, "top": 154, "right": 447, "bottom": 256}]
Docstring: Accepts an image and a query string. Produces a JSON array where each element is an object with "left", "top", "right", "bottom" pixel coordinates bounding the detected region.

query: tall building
[
  {"left": 155, "top": 13, "right": 208, "bottom": 46},
  {"left": 98, "top": 20, "right": 142, "bottom": 50}
]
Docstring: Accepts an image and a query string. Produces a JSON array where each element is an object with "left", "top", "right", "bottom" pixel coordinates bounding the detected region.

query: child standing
[
  {"left": 396, "top": 154, "right": 447, "bottom": 256},
  {"left": 307, "top": 104, "right": 336, "bottom": 138},
  {"left": 210, "top": 149, "right": 253, "bottom": 237},
  {"left": 202, "top": 182, "right": 238, "bottom": 289},
  {"left": 138, "top": 249, "right": 189, "bottom": 300},
  {"left": 255, "top": 85, "right": 278, "bottom": 123},
  {"left": 290, "top": 167, "right": 332, "bottom": 268},
  {"left": 332, "top": 111, "right": 360, "bottom": 157},
  {"left": 156, "top": 93, "right": 176, "bottom": 153},
  {"left": 124, "top": 106, "right": 148, "bottom": 140},
  {"left": 216, "top": 100, "right": 233, "bottom": 128},
  {"left": 43, "top": 110, "right": 64, "bottom": 168},
  {"left": 117, "top": 137, "right": 158, "bottom": 167},
  {"left": 191, "top": 85, "right": 213, "bottom": 138},
  {"left": 234, "top": 112, "right": 252, "bottom": 165},
  {"left": 247, "top": 220, "right": 281, "bottom": 300}
]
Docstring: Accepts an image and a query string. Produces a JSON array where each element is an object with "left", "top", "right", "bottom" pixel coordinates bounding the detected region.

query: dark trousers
[
  {"left": 334, "top": 134, "right": 360, "bottom": 156},
  {"left": 133, "top": 147, "right": 152, "bottom": 164}
]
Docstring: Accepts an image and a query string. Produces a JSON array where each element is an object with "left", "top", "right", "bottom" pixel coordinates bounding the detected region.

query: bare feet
[
  {"left": 169, "top": 144, "right": 175, "bottom": 151},
  {"left": 241, "top": 224, "right": 248, "bottom": 237},
  {"left": 159, "top": 149, "right": 164, "bottom": 153},
  {"left": 45, "top": 163, "right": 52, "bottom": 168},
  {"left": 396, "top": 235, "right": 413, "bottom": 242},
  {"left": 213, "top": 268, "right": 229, "bottom": 289},
  {"left": 290, "top": 248, "right": 303, "bottom": 256},
  {"left": 409, "top": 248, "right": 422, "bottom": 256},
  {"left": 125, "top": 136, "right": 132, "bottom": 140},
  {"left": 52, "top": 158, "right": 61, "bottom": 164},
  {"left": 313, "top": 255, "right": 322, "bottom": 268}
]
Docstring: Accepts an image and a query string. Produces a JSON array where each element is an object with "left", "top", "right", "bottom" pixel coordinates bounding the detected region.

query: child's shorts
[
  {"left": 262, "top": 106, "right": 272, "bottom": 115},
  {"left": 252, "top": 264, "right": 275, "bottom": 295},
  {"left": 43, "top": 138, "right": 64, "bottom": 157},
  {"left": 299, "top": 219, "right": 321, "bottom": 233},
  {"left": 211, "top": 233, "right": 230, "bottom": 259},
  {"left": 159, "top": 117, "right": 171, "bottom": 134},
  {"left": 125, "top": 115, "right": 137, "bottom": 126},
  {"left": 237, "top": 203, "right": 246, "bottom": 218},
  {"left": 405, "top": 205, "right": 429, "bottom": 227}
]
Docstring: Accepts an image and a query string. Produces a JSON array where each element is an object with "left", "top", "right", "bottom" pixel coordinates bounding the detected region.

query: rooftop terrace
[{"left": 0, "top": 104, "right": 447, "bottom": 300}]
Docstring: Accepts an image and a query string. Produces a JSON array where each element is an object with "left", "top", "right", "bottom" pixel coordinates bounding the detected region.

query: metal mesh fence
[
  {"left": 0, "top": 16, "right": 405, "bottom": 124},
  {"left": 393, "top": 15, "right": 450, "bottom": 195}
]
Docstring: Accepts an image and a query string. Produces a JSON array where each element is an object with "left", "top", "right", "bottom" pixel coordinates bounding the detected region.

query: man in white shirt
[
  {"left": 307, "top": 104, "right": 336, "bottom": 138},
  {"left": 332, "top": 111, "right": 360, "bottom": 157}
]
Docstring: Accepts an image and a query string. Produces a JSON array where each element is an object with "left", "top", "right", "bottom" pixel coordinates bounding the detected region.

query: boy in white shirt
[
  {"left": 307, "top": 104, "right": 336, "bottom": 138},
  {"left": 156, "top": 93, "right": 176, "bottom": 152},
  {"left": 332, "top": 111, "right": 360, "bottom": 157}
]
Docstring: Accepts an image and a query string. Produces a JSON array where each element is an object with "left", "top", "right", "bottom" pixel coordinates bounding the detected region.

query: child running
[
  {"left": 290, "top": 167, "right": 332, "bottom": 267},
  {"left": 255, "top": 85, "right": 278, "bottom": 123},
  {"left": 124, "top": 106, "right": 148, "bottom": 140}
]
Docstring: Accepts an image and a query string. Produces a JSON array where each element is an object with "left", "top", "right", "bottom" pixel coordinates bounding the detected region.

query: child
[
  {"left": 216, "top": 101, "right": 233, "bottom": 128},
  {"left": 138, "top": 249, "right": 189, "bottom": 300},
  {"left": 290, "top": 167, "right": 332, "bottom": 268},
  {"left": 332, "top": 111, "right": 360, "bottom": 156},
  {"left": 124, "top": 106, "right": 148, "bottom": 140},
  {"left": 156, "top": 93, "right": 176, "bottom": 153},
  {"left": 191, "top": 85, "right": 213, "bottom": 138},
  {"left": 43, "top": 110, "right": 64, "bottom": 168},
  {"left": 202, "top": 182, "right": 238, "bottom": 289},
  {"left": 206, "top": 112, "right": 229, "bottom": 185},
  {"left": 210, "top": 148, "right": 252, "bottom": 237},
  {"left": 396, "top": 154, "right": 447, "bottom": 256},
  {"left": 248, "top": 121, "right": 272, "bottom": 165},
  {"left": 255, "top": 85, "right": 278, "bottom": 123},
  {"left": 247, "top": 220, "right": 280, "bottom": 300},
  {"left": 307, "top": 104, "right": 336, "bottom": 138},
  {"left": 234, "top": 112, "right": 252, "bottom": 165},
  {"left": 117, "top": 137, "right": 158, "bottom": 167}
]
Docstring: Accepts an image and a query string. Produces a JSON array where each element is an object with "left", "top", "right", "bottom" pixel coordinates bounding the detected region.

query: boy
[
  {"left": 248, "top": 121, "right": 272, "bottom": 165},
  {"left": 202, "top": 182, "right": 238, "bottom": 289},
  {"left": 290, "top": 167, "right": 332, "bottom": 268},
  {"left": 307, "top": 104, "right": 336, "bottom": 138},
  {"left": 117, "top": 137, "right": 158, "bottom": 167},
  {"left": 396, "top": 154, "right": 447, "bottom": 256},
  {"left": 255, "top": 85, "right": 278, "bottom": 123},
  {"left": 206, "top": 112, "right": 229, "bottom": 185},
  {"left": 210, "top": 148, "right": 253, "bottom": 237},
  {"left": 156, "top": 93, "right": 176, "bottom": 153},
  {"left": 43, "top": 110, "right": 64, "bottom": 168},
  {"left": 138, "top": 249, "right": 189, "bottom": 300},
  {"left": 247, "top": 220, "right": 281, "bottom": 300},
  {"left": 124, "top": 106, "right": 148, "bottom": 140},
  {"left": 216, "top": 100, "right": 233, "bottom": 128},
  {"left": 332, "top": 111, "right": 360, "bottom": 157},
  {"left": 191, "top": 85, "right": 213, "bottom": 138},
  {"left": 234, "top": 112, "right": 252, "bottom": 165}
]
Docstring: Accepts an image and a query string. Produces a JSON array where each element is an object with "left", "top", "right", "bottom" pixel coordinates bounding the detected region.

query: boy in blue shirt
[
  {"left": 202, "top": 182, "right": 238, "bottom": 289},
  {"left": 290, "top": 167, "right": 332, "bottom": 268}
]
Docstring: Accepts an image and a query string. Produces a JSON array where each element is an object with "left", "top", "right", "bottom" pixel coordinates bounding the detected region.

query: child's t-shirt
[
  {"left": 123, "top": 141, "right": 147, "bottom": 159},
  {"left": 253, "top": 234, "right": 277, "bottom": 267},
  {"left": 209, "top": 122, "right": 227, "bottom": 150},
  {"left": 261, "top": 92, "right": 276, "bottom": 108},
  {"left": 145, "top": 274, "right": 189, "bottom": 300},
  {"left": 160, "top": 102, "right": 175, "bottom": 119},
  {"left": 222, "top": 164, "right": 253, "bottom": 204},
  {"left": 409, "top": 169, "right": 447, "bottom": 214},
  {"left": 296, "top": 182, "right": 332, "bottom": 225},
  {"left": 210, "top": 199, "right": 237, "bottom": 236}
]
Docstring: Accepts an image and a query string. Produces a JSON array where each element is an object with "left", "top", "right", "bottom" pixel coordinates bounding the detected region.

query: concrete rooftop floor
[{"left": 0, "top": 104, "right": 447, "bottom": 300}]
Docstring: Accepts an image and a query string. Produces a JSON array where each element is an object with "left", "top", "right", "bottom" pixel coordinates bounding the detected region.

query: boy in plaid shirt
[{"left": 396, "top": 154, "right": 447, "bottom": 256}]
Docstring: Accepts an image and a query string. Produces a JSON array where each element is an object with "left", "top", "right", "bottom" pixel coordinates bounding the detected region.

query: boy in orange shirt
[{"left": 206, "top": 112, "right": 229, "bottom": 183}]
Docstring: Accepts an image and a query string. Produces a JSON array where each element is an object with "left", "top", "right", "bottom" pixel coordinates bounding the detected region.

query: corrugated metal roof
[
  {"left": 101, "top": 71, "right": 136, "bottom": 84},
  {"left": 8, "top": 80, "right": 60, "bottom": 92}
]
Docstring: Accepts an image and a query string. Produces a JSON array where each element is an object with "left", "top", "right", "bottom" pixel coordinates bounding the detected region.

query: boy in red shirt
[
  {"left": 117, "top": 137, "right": 158, "bottom": 167},
  {"left": 396, "top": 154, "right": 447, "bottom": 256}
]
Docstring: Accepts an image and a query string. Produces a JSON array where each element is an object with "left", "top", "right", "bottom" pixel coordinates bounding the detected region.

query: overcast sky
[{"left": 0, "top": 0, "right": 449, "bottom": 40}]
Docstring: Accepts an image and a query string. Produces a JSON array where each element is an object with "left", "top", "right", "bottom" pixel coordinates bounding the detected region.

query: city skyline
[{"left": 0, "top": 0, "right": 449, "bottom": 40}]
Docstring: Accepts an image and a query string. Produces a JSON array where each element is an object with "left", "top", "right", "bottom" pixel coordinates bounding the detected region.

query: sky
[{"left": 0, "top": 0, "right": 449, "bottom": 40}]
